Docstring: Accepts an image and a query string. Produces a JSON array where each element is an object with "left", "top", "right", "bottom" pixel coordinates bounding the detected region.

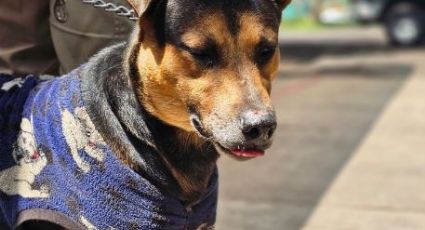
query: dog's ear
[
  {"left": 126, "top": 0, "right": 155, "bottom": 18},
  {"left": 126, "top": 0, "right": 161, "bottom": 42},
  {"left": 274, "top": 0, "right": 292, "bottom": 11}
]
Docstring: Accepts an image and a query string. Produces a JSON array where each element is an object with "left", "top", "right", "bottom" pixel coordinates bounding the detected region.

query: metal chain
[{"left": 81, "top": 0, "right": 138, "bottom": 21}]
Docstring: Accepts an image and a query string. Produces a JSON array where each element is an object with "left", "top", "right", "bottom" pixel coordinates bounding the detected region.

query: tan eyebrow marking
[
  {"left": 239, "top": 13, "right": 278, "bottom": 47},
  {"left": 181, "top": 32, "right": 207, "bottom": 49}
]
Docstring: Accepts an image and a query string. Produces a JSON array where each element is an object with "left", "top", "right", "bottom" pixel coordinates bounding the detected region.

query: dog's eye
[
  {"left": 255, "top": 44, "right": 276, "bottom": 66},
  {"left": 189, "top": 48, "right": 218, "bottom": 68},
  {"left": 180, "top": 42, "right": 219, "bottom": 68}
]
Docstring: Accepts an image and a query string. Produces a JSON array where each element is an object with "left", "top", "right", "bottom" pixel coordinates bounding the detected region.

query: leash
[{"left": 81, "top": 0, "right": 138, "bottom": 21}]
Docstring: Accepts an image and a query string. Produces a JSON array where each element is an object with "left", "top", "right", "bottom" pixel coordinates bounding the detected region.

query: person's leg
[
  {"left": 0, "top": 0, "right": 59, "bottom": 77},
  {"left": 49, "top": 0, "right": 133, "bottom": 74}
]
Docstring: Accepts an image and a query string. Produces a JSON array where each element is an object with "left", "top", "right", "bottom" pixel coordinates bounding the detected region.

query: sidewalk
[
  {"left": 279, "top": 26, "right": 387, "bottom": 45},
  {"left": 302, "top": 52, "right": 425, "bottom": 229}
]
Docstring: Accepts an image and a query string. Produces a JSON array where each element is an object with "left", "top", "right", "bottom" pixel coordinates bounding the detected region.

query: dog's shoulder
[{"left": 80, "top": 42, "right": 128, "bottom": 82}]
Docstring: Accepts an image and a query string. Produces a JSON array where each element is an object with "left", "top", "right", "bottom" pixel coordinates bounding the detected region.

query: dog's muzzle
[{"left": 190, "top": 107, "right": 277, "bottom": 159}]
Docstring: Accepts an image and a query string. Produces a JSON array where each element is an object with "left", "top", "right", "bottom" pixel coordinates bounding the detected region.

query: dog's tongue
[{"left": 231, "top": 149, "right": 265, "bottom": 158}]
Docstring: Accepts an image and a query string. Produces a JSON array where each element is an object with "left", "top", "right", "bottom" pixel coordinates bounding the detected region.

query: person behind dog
[{"left": 0, "top": 0, "right": 133, "bottom": 77}]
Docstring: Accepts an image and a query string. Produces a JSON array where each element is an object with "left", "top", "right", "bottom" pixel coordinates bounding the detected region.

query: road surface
[{"left": 216, "top": 26, "right": 425, "bottom": 230}]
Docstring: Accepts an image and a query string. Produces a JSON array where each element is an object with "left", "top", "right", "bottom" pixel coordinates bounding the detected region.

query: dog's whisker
[{"left": 162, "top": 98, "right": 178, "bottom": 106}]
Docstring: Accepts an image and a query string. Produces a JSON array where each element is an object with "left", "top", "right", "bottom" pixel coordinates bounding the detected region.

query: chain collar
[{"left": 81, "top": 0, "right": 138, "bottom": 21}]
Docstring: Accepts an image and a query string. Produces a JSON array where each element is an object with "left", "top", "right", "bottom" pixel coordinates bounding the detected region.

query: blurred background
[{"left": 217, "top": 0, "right": 425, "bottom": 229}]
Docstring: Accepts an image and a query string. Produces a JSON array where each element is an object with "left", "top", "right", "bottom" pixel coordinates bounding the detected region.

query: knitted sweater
[{"left": 0, "top": 72, "right": 217, "bottom": 230}]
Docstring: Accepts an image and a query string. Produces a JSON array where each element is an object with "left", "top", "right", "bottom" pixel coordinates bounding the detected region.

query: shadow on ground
[{"left": 279, "top": 41, "right": 424, "bottom": 63}]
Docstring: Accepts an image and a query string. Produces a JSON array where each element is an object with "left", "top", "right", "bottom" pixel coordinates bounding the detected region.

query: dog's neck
[{"left": 80, "top": 43, "right": 218, "bottom": 206}]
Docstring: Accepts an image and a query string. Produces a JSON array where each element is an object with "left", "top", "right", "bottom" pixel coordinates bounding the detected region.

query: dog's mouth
[
  {"left": 190, "top": 113, "right": 211, "bottom": 139},
  {"left": 190, "top": 113, "right": 265, "bottom": 159},
  {"left": 215, "top": 143, "right": 265, "bottom": 159}
]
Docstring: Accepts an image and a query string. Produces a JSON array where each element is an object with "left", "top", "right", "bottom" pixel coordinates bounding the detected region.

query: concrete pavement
[
  {"left": 303, "top": 52, "right": 425, "bottom": 230},
  {"left": 216, "top": 26, "right": 425, "bottom": 230}
]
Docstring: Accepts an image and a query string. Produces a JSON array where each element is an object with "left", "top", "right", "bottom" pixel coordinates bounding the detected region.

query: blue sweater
[{"left": 0, "top": 72, "right": 217, "bottom": 230}]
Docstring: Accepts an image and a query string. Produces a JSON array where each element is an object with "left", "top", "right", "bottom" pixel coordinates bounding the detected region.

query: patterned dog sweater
[{"left": 0, "top": 72, "right": 217, "bottom": 230}]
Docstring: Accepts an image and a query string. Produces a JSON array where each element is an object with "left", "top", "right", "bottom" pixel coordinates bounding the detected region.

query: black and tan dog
[
  {"left": 0, "top": 0, "right": 291, "bottom": 229},
  {"left": 121, "top": 0, "right": 290, "bottom": 203}
]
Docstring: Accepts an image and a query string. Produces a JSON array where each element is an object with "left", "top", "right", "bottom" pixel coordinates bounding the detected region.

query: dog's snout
[{"left": 241, "top": 110, "right": 277, "bottom": 142}]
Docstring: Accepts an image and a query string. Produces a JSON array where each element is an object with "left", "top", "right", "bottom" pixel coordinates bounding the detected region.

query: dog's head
[{"left": 127, "top": 0, "right": 290, "bottom": 159}]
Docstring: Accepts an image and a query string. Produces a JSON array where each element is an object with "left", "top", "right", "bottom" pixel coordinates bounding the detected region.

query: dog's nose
[{"left": 241, "top": 110, "right": 277, "bottom": 142}]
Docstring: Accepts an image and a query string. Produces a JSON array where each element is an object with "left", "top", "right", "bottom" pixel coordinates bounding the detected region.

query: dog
[
  {"left": 0, "top": 0, "right": 290, "bottom": 229},
  {"left": 0, "top": 118, "right": 49, "bottom": 199}
]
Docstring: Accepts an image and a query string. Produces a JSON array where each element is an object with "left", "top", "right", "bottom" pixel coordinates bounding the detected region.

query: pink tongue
[{"left": 231, "top": 149, "right": 265, "bottom": 158}]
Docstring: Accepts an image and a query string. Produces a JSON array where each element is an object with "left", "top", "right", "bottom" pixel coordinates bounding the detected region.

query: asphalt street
[{"left": 216, "top": 26, "right": 424, "bottom": 230}]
